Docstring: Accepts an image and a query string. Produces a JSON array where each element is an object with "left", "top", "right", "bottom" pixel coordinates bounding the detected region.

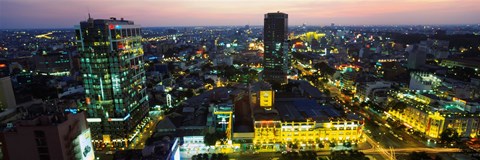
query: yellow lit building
[
  {"left": 389, "top": 107, "right": 480, "bottom": 138},
  {"left": 252, "top": 99, "right": 364, "bottom": 147},
  {"left": 253, "top": 119, "right": 363, "bottom": 145},
  {"left": 253, "top": 120, "right": 282, "bottom": 144},
  {"left": 387, "top": 92, "right": 480, "bottom": 138},
  {"left": 301, "top": 32, "right": 326, "bottom": 44}
]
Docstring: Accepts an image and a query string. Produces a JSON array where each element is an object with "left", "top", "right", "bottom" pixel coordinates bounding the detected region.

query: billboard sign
[
  {"left": 260, "top": 91, "right": 273, "bottom": 107},
  {"left": 77, "top": 128, "right": 95, "bottom": 160}
]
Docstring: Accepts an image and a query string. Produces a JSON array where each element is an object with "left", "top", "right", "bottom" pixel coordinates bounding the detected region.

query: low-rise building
[
  {"left": 213, "top": 54, "right": 233, "bottom": 67},
  {"left": 356, "top": 81, "right": 392, "bottom": 103},
  {"left": 387, "top": 91, "right": 480, "bottom": 139},
  {"left": 0, "top": 77, "right": 16, "bottom": 111},
  {"left": 253, "top": 99, "right": 364, "bottom": 150},
  {"left": 33, "top": 51, "right": 72, "bottom": 76},
  {"left": 409, "top": 72, "right": 442, "bottom": 92},
  {"left": 0, "top": 110, "right": 94, "bottom": 160}
]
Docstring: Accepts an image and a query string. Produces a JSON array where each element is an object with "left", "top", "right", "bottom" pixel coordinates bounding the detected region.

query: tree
[
  {"left": 292, "top": 143, "right": 299, "bottom": 149},
  {"left": 440, "top": 128, "right": 459, "bottom": 144},
  {"left": 222, "top": 66, "right": 237, "bottom": 79},
  {"left": 29, "top": 75, "right": 58, "bottom": 100},
  {"left": 344, "top": 142, "right": 352, "bottom": 148},
  {"left": 394, "top": 101, "right": 407, "bottom": 111},
  {"left": 352, "top": 97, "right": 359, "bottom": 102},
  {"left": 408, "top": 152, "right": 432, "bottom": 160},
  {"left": 314, "top": 62, "right": 336, "bottom": 76},
  {"left": 306, "top": 151, "right": 317, "bottom": 159},
  {"left": 387, "top": 100, "right": 407, "bottom": 111},
  {"left": 329, "top": 142, "right": 336, "bottom": 148},
  {"left": 330, "top": 150, "right": 369, "bottom": 160},
  {"left": 201, "top": 63, "right": 213, "bottom": 72},
  {"left": 324, "top": 89, "right": 331, "bottom": 95},
  {"left": 204, "top": 78, "right": 215, "bottom": 86},
  {"left": 360, "top": 102, "right": 369, "bottom": 107},
  {"left": 318, "top": 143, "right": 325, "bottom": 148},
  {"left": 204, "top": 132, "right": 226, "bottom": 146}
]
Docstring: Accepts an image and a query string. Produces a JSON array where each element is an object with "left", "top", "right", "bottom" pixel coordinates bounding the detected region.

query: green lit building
[{"left": 75, "top": 17, "right": 149, "bottom": 149}]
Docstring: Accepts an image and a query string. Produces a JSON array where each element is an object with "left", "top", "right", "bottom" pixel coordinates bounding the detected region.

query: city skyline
[
  {"left": 1, "top": 0, "right": 480, "bottom": 159},
  {"left": 1, "top": 0, "right": 480, "bottom": 29}
]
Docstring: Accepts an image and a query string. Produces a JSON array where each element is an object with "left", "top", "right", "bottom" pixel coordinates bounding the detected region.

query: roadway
[
  {"left": 298, "top": 76, "right": 463, "bottom": 159},
  {"left": 225, "top": 146, "right": 461, "bottom": 160},
  {"left": 130, "top": 115, "right": 163, "bottom": 149},
  {"left": 293, "top": 62, "right": 313, "bottom": 76},
  {"left": 319, "top": 80, "right": 429, "bottom": 149}
]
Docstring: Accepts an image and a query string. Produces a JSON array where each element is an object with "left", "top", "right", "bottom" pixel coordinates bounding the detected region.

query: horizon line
[{"left": 1, "top": 23, "right": 480, "bottom": 30}]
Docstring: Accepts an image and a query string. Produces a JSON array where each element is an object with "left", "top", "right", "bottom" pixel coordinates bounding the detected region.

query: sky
[{"left": 0, "top": 0, "right": 479, "bottom": 29}]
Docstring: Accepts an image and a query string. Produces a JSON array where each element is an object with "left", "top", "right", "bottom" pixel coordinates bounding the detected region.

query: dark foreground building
[{"left": 0, "top": 110, "right": 94, "bottom": 160}]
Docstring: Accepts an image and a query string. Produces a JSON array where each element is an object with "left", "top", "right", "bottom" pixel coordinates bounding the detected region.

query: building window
[
  {"left": 34, "top": 130, "right": 45, "bottom": 137},
  {"left": 36, "top": 139, "right": 47, "bottom": 146},
  {"left": 39, "top": 155, "right": 50, "bottom": 160},
  {"left": 37, "top": 147, "right": 48, "bottom": 154}
]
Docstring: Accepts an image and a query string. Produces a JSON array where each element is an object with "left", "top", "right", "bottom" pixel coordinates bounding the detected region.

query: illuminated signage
[
  {"left": 452, "top": 97, "right": 466, "bottom": 105},
  {"left": 64, "top": 108, "right": 78, "bottom": 114},
  {"left": 107, "top": 114, "right": 130, "bottom": 121},
  {"left": 103, "top": 135, "right": 111, "bottom": 143},
  {"left": 260, "top": 91, "right": 273, "bottom": 107},
  {"left": 255, "top": 120, "right": 275, "bottom": 124},
  {"left": 218, "top": 121, "right": 228, "bottom": 124},
  {"left": 86, "top": 118, "right": 101, "bottom": 123},
  {"left": 77, "top": 129, "right": 95, "bottom": 160}
]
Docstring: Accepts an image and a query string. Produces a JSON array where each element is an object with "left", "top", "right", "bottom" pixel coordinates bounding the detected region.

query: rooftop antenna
[
  {"left": 87, "top": 6, "right": 93, "bottom": 21},
  {"left": 87, "top": 7, "right": 94, "bottom": 23}
]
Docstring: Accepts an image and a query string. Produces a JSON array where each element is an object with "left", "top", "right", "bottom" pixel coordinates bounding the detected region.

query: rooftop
[
  {"left": 294, "top": 80, "right": 325, "bottom": 99},
  {"left": 253, "top": 98, "right": 343, "bottom": 122},
  {"left": 275, "top": 98, "right": 341, "bottom": 122}
]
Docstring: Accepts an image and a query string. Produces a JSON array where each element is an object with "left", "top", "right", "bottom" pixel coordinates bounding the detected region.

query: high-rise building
[
  {"left": 33, "top": 51, "right": 72, "bottom": 76},
  {"left": 75, "top": 17, "right": 149, "bottom": 149},
  {"left": 407, "top": 45, "right": 427, "bottom": 69},
  {"left": 0, "top": 76, "right": 16, "bottom": 111},
  {"left": 263, "top": 12, "right": 289, "bottom": 85}
]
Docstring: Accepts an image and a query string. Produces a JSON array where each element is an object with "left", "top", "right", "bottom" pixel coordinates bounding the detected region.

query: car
[{"left": 364, "top": 130, "right": 372, "bottom": 134}]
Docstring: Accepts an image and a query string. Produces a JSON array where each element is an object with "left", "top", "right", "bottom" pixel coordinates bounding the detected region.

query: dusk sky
[{"left": 1, "top": 0, "right": 479, "bottom": 29}]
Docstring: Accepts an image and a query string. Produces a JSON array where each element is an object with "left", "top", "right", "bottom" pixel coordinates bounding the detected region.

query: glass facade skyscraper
[
  {"left": 75, "top": 17, "right": 149, "bottom": 149},
  {"left": 263, "top": 12, "right": 289, "bottom": 85}
]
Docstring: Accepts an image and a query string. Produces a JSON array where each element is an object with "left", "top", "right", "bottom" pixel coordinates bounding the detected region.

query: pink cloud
[{"left": 0, "top": 0, "right": 479, "bottom": 28}]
